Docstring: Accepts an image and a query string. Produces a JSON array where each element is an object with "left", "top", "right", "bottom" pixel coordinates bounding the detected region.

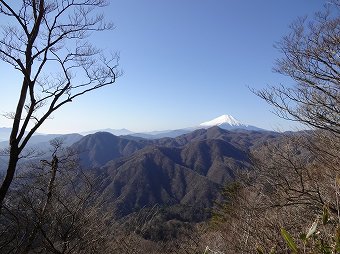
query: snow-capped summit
[
  {"left": 200, "top": 114, "right": 243, "bottom": 127},
  {"left": 198, "top": 114, "right": 262, "bottom": 131}
]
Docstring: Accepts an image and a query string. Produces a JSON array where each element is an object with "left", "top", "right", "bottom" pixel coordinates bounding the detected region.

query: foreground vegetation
[{"left": 209, "top": 2, "right": 340, "bottom": 253}]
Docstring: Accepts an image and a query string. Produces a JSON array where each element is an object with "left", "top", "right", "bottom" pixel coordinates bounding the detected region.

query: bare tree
[
  {"left": 255, "top": 2, "right": 340, "bottom": 135},
  {"left": 0, "top": 0, "right": 119, "bottom": 208},
  {"left": 209, "top": 3, "right": 340, "bottom": 253},
  {"left": 253, "top": 0, "right": 340, "bottom": 225},
  {"left": 0, "top": 138, "right": 114, "bottom": 253},
  {"left": 251, "top": 134, "right": 337, "bottom": 212}
]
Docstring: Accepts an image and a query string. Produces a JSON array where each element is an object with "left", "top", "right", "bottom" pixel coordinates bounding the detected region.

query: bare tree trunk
[
  {"left": 0, "top": 0, "right": 118, "bottom": 210},
  {"left": 22, "top": 155, "right": 59, "bottom": 253},
  {"left": 0, "top": 146, "right": 19, "bottom": 210}
]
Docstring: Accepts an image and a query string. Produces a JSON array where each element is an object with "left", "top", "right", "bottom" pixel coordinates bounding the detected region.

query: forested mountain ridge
[{"left": 70, "top": 127, "right": 280, "bottom": 220}]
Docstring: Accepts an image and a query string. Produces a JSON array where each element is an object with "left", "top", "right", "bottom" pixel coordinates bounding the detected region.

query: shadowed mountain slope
[
  {"left": 70, "top": 127, "right": 280, "bottom": 220},
  {"left": 98, "top": 146, "right": 222, "bottom": 218},
  {"left": 73, "top": 132, "right": 153, "bottom": 168}
]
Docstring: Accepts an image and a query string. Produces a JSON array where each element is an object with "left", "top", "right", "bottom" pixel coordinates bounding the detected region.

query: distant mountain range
[
  {"left": 0, "top": 114, "right": 267, "bottom": 176},
  {"left": 0, "top": 127, "right": 14, "bottom": 142},
  {"left": 0, "top": 114, "right": 264, "bottom": 142},
  {"left": 0, "top": 133, "right": 83, "bottom": 150}
]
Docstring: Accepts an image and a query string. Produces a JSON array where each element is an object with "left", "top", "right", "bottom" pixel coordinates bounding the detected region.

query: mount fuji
[
  {"left": 198, "top": 114, "right": 262, "bottom": 131},
  {"left": 128, "top": 114, "right": 264, "bottom": 139}
]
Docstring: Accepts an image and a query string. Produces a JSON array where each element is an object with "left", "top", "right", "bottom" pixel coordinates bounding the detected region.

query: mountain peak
[{"left": 199, "top": 114, "right": 243, "bottom": 127}]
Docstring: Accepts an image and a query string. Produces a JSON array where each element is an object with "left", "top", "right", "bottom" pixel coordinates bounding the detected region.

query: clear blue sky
[{"left": 0, "top": 0, "right": 328, "bottom": 133}]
